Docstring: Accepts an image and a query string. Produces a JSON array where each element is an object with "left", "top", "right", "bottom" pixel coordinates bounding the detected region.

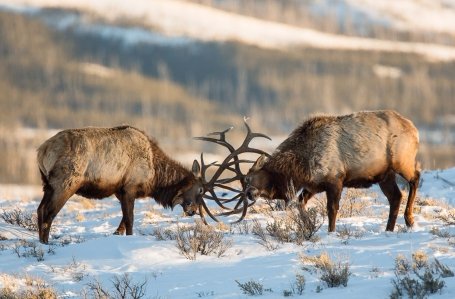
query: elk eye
[
  {"left": 245, "top": 176, "right": 251, "bottom": 184},
  {"left": 198, "top": 187, "right": 204, "bottom": 194}
]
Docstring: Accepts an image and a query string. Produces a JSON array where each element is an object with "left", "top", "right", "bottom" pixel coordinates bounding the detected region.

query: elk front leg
[
  {"left": 325, "top": 183, "right": 342, "bottom": 232},
  {"left": 118, "top": 194, "right": 136, "bottom": 235}
]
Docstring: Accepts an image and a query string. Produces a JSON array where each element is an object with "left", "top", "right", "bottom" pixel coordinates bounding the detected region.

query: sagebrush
[{"left": 175, "top": 221, "right": 232, "bottom": 260}]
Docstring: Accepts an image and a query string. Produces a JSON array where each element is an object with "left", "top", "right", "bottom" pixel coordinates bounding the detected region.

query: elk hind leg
[
  {"left": 402, "top": 167, "right": 421, "bottom": 227},
  {"left": 379, "top": 173, "right": 402, "bottom": 232},
  {"left": 37, "top": 185, "right": 76, "bottom": 244},
  {"left": 37, "top": 182, "right": 54, "bottom": 243}
]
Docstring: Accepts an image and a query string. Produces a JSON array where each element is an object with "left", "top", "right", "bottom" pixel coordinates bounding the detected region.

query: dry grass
[{"left": 0, "top": 274, "right": 58, "bottom": 299}]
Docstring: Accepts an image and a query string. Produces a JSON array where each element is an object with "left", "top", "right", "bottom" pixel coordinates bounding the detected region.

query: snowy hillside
[
  {"left": 0, "top": 168, "right": 454, "bottom": 298},
  {"left": 2, "top": 0, "right": 455, "bottom": 61}
]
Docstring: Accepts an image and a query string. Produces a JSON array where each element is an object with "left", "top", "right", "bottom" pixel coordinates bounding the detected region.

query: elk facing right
[{"left": 244, "top": 110, "right": 420, "bottom": 232}]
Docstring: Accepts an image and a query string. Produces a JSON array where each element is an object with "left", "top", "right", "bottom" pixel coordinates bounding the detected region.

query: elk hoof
[
  {"left": 404, "top": 215, "right": 414, "bottom": 227},
  {"left": 113, "top": 230, "right": 125, "bottom": 235}
]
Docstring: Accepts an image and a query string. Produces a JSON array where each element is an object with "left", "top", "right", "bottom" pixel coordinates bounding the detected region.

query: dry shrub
[
  {"left": 50, "top": 256, "right": 87, "bottom": 282},
  {"left": 390, "top": 252, "right": 454, "bottom": 299},
  {"left": 437, "top": 209, "right": 455, "bottom": 226},
  {"left": 251, "top": 219, "right": 279, "bottom": 251},
  {"left": 230, "top": 220, "right": 252, "bottom": 235},
  {"left": 235, "top": 279, "right": 272, "bottom": 296},
  {"left": 415, "top": 196, "right": 448, "bottom": 208},
  {"left": 142, "top": 207, "right": 164, "bottom": 222},
  {"left": 336, "top": 225, "right": 364, "bottom": 244},
  {"left": 151, "top": 226, "right": 177, "bottom": 241},
  {"left": 338, "top": 189, "right": 372, "bottom": 218},
  {"left": 283, "top": 274, "right": 305, "bottom": 296},
  {"left": 0, "top": 208, "right": 38, "bottom": 231},
  {"left": 0, "top": 274, "right": 58, "bottom": 299},
  {"left": 175, "top": 221, "right": 232, "bottom": 260},
  {"left": 300, "top": 252, "right": 351, "bottom": 288},
  {"left": 84, "top": 273, "right": 147, "bottom": 299},
  {"left": 412, "top": 251, "right": 429, "bottom": 270},
  {"left": 13, "top": 239, "right": 46, "bottom": 261},
  {"left": 263, "top": 207, "right": 323, "bottom": 245}
]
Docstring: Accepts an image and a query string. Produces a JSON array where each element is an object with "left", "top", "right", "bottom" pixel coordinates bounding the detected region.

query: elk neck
[{"left": 150, "top": 147, "right": 193, "bottom": 208}]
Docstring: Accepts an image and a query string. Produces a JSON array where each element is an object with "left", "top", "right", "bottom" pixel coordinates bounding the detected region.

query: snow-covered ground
[
  {"left": 0, "top": 168, "right": 454, "bottom": 298},
  {"left": 2, "top": 0, "right": 455, "bottom": 61}
]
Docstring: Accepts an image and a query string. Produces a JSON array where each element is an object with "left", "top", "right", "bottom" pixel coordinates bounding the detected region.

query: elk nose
[
  {"left": 246, "top": 189, "right": 254, "bottom": 200},
  {"left": 186, "top": 210, "right": 196, "bottom": 216}
]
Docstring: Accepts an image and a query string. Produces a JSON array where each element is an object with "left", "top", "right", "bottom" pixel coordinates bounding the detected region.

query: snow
[
  {"left": 2, "top": 0, "right": 455, "bottom": 61},
  {"left": 0, "top": 168, "right": 454, "bottom": 297},
  {"left": 345, "top": 0, "right": 455, "bottom": 35}
]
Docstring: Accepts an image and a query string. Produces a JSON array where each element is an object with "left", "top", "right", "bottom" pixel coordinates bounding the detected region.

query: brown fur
[
  {"left": 245, "top": 110, "right": 420, "bottom": 232},
  {"left": 37, "top": 125, "right": 203, "bottom": 243}
]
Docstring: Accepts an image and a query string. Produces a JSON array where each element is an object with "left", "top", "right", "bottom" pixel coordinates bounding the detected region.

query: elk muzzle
[{"left": 182, "top": 201, "right": 198, "bottom": 216}]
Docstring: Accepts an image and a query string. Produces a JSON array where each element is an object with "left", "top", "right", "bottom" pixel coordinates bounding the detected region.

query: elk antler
[{"left": 194, "top": 117, "right": 271, "bottom": 223}]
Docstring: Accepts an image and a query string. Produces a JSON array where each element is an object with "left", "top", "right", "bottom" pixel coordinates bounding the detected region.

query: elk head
[
  {"left": 244, "top": 154, "right": 273, "bottom": 200},
  {"left": 194, "top": 117, "right": 271, "bottom": 223},
  {"left": 245, "top": 154, "right": 298, "bottom": 206},
  {"left": 174, "top": 160, "right": 205, "bottom": 216}
]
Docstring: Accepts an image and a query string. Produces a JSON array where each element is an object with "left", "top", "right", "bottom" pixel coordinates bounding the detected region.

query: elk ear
[
  {"left": 192, "top": 160, "right": 201, "bottom": 177},
  {"left": 252, "top": 154, "right": 268, "bottom": 171}
]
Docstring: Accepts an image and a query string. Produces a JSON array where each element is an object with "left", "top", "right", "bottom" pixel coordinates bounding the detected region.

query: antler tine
[
  {"left": 199, "top": 199, "right": 220, "bottom": 223},
  {"left": 240, "top": 117, "right": 272, "bottom": 157},
  {"left": 199, "top": 153, "right": 217, "bottom": 183},
  {"left": 207, "top": 126, "right": 234, "bottom": 138}
]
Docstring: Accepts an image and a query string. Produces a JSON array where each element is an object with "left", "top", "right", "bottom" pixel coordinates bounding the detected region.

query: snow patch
[{"left": 3, "top": 0, "right": 455, "bottom": 61}]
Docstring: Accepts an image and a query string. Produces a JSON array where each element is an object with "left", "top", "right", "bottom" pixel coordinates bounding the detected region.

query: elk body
[
  {"left": 37, "top": 125, "right": 204, "bottom": 243},
  {"left": 245, "top": 110, "right": 420, "bottom": 232}
]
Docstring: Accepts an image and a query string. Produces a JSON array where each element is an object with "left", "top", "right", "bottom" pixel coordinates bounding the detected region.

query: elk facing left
[{"left": 36, "top": 125, "right": 204, "bottom": 244}]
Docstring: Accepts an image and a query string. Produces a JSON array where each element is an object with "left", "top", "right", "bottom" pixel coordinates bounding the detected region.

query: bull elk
[
  {"left": 244, "top": 110, "right": 421, "bottom": 232},
  {"left": 37, "top": 125, "right": 205, "bottom": 244}
]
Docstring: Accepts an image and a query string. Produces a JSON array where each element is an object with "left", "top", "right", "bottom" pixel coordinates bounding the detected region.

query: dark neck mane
[
  {"left": 149, "top": 141, "right": 193, "bottom": 207},
  {"left": 264, "top": 151, "right": 309, "bottom": 199}
]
